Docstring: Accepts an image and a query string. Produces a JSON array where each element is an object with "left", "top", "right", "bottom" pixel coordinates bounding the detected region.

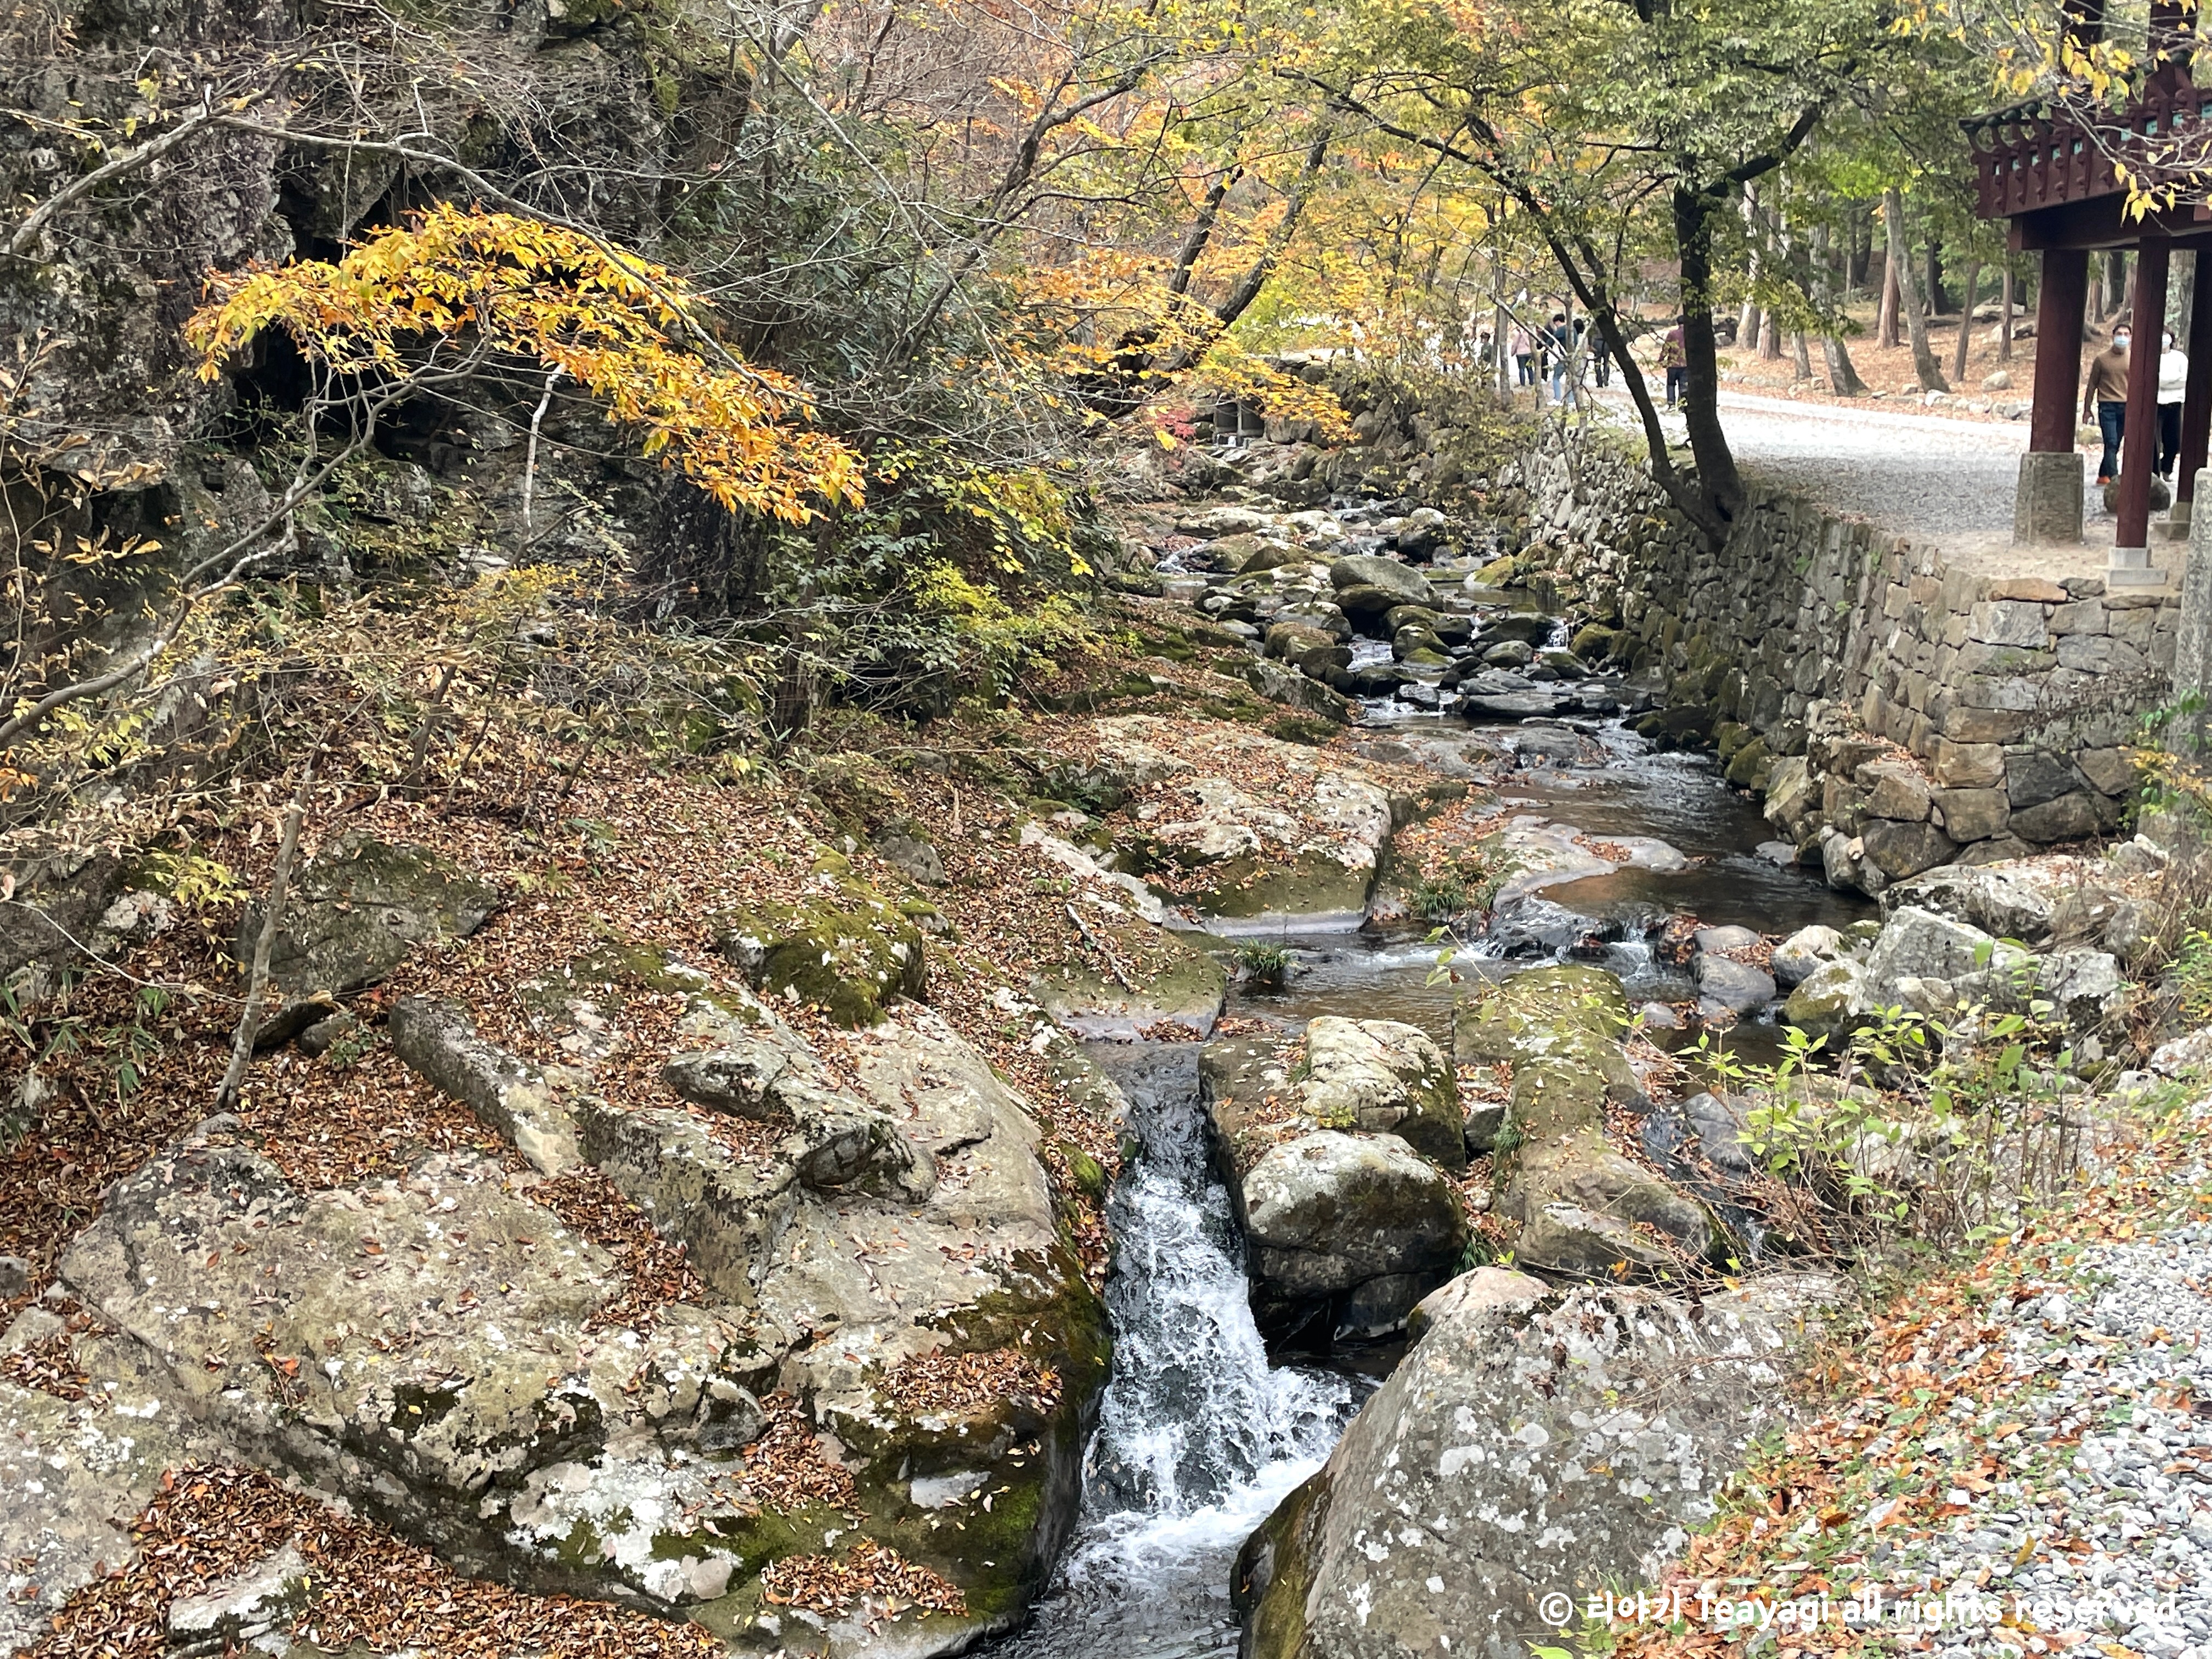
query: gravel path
[
  {"left": 1620, "top": 1103, "right": 2212, "bottom": 1659},
  {"left": 1595, "top": 390, "right": 2056, "bottom": 544}
]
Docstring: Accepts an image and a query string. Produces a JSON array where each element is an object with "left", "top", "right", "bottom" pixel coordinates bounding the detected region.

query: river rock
[
  {"left": 1032, "top": 918, "right": 1227, "bottom": 1039},
  {"left": 1456, "top": 967, "right": 1713, "bottom": 1277},
  {"left": 1239, "top": 1131, "right": 1468, "bottom": 1343},
  {"left": 1295, "top": 1017, "right": 1468, "bottom": 1170},
  {"left": 1693, "top": 953, "right": 1775, "bottom": 1017},
  {"left": 1235, "top": 1268, "right": 1826, "bottom": 1659},
  {"left": 1329, "top": 555, "right": 1434, "bottom": 608},
  {"left": 1883, "top": 857, "right": 2125, "bottom": 950},
  {"left": 235, "top": 833, "right": 498, "bottom": 997},
  {"left": 1784, "top": 957, "right": 1864, "bottom": 1046},
  {"left": 1770, "top": 924, "right": 1847, "bottom": 988}
]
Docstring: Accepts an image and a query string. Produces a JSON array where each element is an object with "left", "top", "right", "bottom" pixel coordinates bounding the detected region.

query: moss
[
  {"left": 1454, "top": 966, "right": 1638, "bottom": 1143},
  {"left": 712, "top": 876, "right": 927, "bottom": 1028},
  {"left": 1055, "top": 1142, "right": 1107, "bottom": 1202},
  {"left": 1232, "top": 1466, "right": 1330, "bottom": 1659}
]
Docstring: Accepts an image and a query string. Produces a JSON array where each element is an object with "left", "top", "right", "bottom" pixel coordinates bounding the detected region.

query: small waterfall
[
  {"left": 1087, "top": 1050, "right": 1350, "bottom": 1513},
  {"left": 986, "top": 1046, "right": 1355, "bottom": 1659}
]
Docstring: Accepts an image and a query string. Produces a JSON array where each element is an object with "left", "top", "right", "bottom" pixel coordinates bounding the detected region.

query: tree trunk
[
  {"left": 1849, "top": 210, "right": 1871, "bottom": 293},
  {"left": 2000, "top": 264, "right": 2016, "bottom": 363},
  {"left": 1884, "top": 189, "right": 1949, "bottom": 391},
  {"left": 1926, "top": 240, "right": 1946, "bottom": 316},
  {"left": 1672, "top": 183, "right": 1745, "bottom": 524},
  {"left": 1952, "top": 260, "right": 1980, "bottom": 386},
  {"left": 217, "top": 761, "right": 315, "bottom": 1109},
  {"left": 1878, "top": 252, "right": 1901, "bottom": 348},
  {"left": 1793, "top": 331, "right": 1813, "bottom": 379},
  {"left": 1494, "top": 265, "right": 1511, "bottom": 405},
  {"left": 1737, "top": 184, "right": 1763, "bottom": 351},
  {"left": 1812, "top": 224, "right": 1867, "bottom": 396}
]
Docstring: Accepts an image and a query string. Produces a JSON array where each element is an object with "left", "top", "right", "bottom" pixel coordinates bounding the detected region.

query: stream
[{"left": 985, "top": 708, "right": 1869, "bottom": 1657}]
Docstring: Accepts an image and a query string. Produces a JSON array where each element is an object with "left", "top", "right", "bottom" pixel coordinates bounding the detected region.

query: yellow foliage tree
[{"left": 184, "top": 203, "right": 863, "bottom": 523}]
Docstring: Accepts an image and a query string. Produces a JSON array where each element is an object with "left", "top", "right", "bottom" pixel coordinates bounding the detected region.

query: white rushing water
[{"left": 986, "top": 1048, "right": 1356, "bottom": 1659}]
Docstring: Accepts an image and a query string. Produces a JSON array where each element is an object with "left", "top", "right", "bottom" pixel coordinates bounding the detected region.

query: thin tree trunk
[
  {"left": 1737, "top": 184, "right": 1763, "bottom": 351},
  {"left": 1952, "top": 260, "right": 1981, "bottom": 386},
  {"left": 1878, "top": 252, "right": 1901, "bottom": 348},
  {"left": 1793, "top": 331, "right": 1813, "bottom": 380},
  {"left": 1884, "top": 189, "right": 1949, "bottom": 391},
  {"left": 216, "top": 761, "right": 316, "bottom": 1109},
  {"left": 1926, "top": 240, "right": 1946, "bottom": 315},
  {"left": 1812, "top": 224, "right": 1868, "bottom": 396},
  {"left": 2000, "top": 265, "right": 2016, "bottom": 363}
]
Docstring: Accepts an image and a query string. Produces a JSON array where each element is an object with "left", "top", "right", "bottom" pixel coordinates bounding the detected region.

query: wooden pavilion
[{"left": 1965, "top": 0, "right": 2212, "bottom": 583}]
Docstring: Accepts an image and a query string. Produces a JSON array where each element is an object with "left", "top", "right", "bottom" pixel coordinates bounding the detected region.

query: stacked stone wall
[{"left": 1496, "top": 426, "right": 2180, "bottom": 891}]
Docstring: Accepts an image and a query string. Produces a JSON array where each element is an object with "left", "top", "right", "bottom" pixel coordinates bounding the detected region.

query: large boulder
[
  {"left": 1456, "top": 968, "right": 1713, "bottom": 1277},
  {"left": 1328, "top": 555, "right": 1435, "bottom": 608},
  {"left": 1295, "top": 1017, "right": 1467, "bottom": 1170},
  {"left": 1239, "top": 1132, "right": 1468, "bottom": 1344},
  {"left": 57, "top": 996, "right": 1108, "bottom": 1650},
  {"left": 1883, "top": 857, "right": 2126, "bottom": 951},
  {"left": 235, "top": 833, "right": 498, "bottom": 997},
  {"left": 1234, "top": 1268, "right": 1826, "bottom": 1659},
  {"left": 1, "top": 1323, "right": 188, "bottom": 1650},
  {"left": 1097, "top": 717, "right": 1398, "bottom": 924},
  {"left": 55, "top": 1121, "right": 770, "bottom": 1612},
  {"left": 1770, "top": 923, "right": 1848, "bottom": 988},
  {"left": 1855, "top": 905, "right": 2127, "bottom": 1038}
]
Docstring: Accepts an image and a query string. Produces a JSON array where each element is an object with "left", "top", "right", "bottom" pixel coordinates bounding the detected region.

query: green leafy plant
[{"left": 1234, "top": 940, "right": 1292, "bottom": 991}]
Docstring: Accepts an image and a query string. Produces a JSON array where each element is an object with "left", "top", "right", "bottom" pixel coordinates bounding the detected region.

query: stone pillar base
[
  {"left": 2166, "top": 496, "right": 2197, "bottom": 543},
  {"left": 2012, "top": 450, "right": 2084, "bottom": 546},
  {"left": 2111, "top": 544, "right": 2170, "bottom": 587}
]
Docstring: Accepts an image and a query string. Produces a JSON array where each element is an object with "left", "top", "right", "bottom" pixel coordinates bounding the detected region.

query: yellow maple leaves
[{"left": 185, "top": 204, "right": 862, "bottom": 524}]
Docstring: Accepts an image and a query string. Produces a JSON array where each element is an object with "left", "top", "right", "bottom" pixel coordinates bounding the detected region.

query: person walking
[
  {"left": 2084, "top": 323, "right": 2131, "bottom": 488},
  {"left": 1510, "top": 322, "right": 1536, "bottom": 387},
  {"left": 1544, "top": 312, "right": 1572, "bottom": 403},
  {"left": 1660, "top": 325, "right": 1688, "bottom": 408},
  {"left": 2160, "top": 328, "right": 2188, "bottom": 479}
]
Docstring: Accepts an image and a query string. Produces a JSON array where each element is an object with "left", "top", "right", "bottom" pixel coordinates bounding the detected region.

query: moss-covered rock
[
  {"left": 238, "top": 832, "right": 499, "bottom": 997},
  {"left": 712, "top": 862, "right": 928, "bottom": 1028}
]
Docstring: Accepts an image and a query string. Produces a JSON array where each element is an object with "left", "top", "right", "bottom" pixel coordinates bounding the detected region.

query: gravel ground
[
  {"left": 1862, "top": 1216, "right": 2212, "bottom": 1659},
  {"left": 1611, "top": 1098, "right": 2212, "bottom": 1659},
  {"left": 1596, "top": 390, "right": 2042, "bottom": 541}
]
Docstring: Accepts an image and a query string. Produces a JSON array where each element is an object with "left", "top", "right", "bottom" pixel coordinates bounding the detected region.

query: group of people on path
[
  {"left": 1479, "top": 312, "right": 1615, "bottom": 403},
  {"left": 2083, "top": 322, "right": 2190, "bottom": 487},
  {"left": 1475, "top": 310, "right": 1691, "bottom": 410}
]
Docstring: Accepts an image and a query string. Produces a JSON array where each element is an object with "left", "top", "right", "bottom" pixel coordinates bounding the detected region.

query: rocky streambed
[{"left": 3, "top": 488, "right": 2177, "bottom": 1659}]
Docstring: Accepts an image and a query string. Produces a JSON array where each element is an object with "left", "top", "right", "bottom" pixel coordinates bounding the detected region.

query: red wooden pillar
[
  {"left": 2115, "top": 238, "right": 2173, "bottom": 573},
  {"left": 2030, "top": 249, "right": 2091, "bottom": 452},
  {"left": 2015, "top": 247, "right": 2091, "bottom": 544},
  {"left": 2177, "top": 249, "right": 2212, "bottom": 522}
]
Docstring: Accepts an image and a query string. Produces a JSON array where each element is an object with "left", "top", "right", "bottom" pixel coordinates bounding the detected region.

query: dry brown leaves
[
  {"left": 0, "top": 1331, "right": 89, "bottom": 1401},
  {"left": 724, "top": 1391, "right": 860, "bottom": 1516},
  {"left": 878, "top": 1346, "right": 1063, "bottom": 1419},
  {"left": 22, "top": 1462, "right": 724, "bottom": 1659},
  {"left": 528, "top": 1166, "right": 707, "bottom": 1333},
  {"left": 759, "top": 1538, "right": 968, "bottom": 1621}
]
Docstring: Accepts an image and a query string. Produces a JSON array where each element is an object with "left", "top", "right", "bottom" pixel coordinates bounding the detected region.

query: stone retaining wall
[{"left": 1493, "top": 426, "right": 2181, "bottom": 893}]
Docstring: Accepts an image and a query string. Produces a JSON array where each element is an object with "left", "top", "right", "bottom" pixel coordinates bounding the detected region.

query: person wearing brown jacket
[{"left": 2083, "top": 325, "right": 2132, "bottom": 486}]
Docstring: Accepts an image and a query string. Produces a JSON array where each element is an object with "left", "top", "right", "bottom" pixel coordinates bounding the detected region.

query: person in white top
[{"left": 2159, "top": 328, "right": 2188, "bottom": 479}]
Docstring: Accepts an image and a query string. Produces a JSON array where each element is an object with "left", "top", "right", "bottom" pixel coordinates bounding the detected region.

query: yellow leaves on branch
[{"left": 184, "top": 204, "right": 861, "bottom": 524}]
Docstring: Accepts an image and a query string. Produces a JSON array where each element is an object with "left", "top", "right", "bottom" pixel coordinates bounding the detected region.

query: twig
[{"left": 215, "top": 759, "right": 315, "bottom": 1109}]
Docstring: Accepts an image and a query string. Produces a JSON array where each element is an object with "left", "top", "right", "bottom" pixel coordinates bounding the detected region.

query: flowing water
[
  {"left": 984, "top": 715, "right": 1867, "bottom": 1657},
  {"left": 985, "top": 1047, "right": 1358, "bottom": 1659}
]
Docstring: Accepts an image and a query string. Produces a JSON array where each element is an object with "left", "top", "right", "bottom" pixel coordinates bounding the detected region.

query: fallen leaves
[
  {"left": 879, "top": 1346, "right": 1063, "bottom": 1419},
  {"left": 22, "top": 1463, "right": 724, "bottom": 1659},
  {"left": 528, "top": 1166, "right": 706, "bottom": 1334},
  {"left": 760, "top": 1538, "right": 967, "bottom": 1621}
]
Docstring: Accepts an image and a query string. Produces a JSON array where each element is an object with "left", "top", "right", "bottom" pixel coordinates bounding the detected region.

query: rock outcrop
[
  {"left": 1234, "top": 1267, "right": 1827, "bottom": 1659},
  {"left": 236, "top": 833, "right": 498, "bottom": 999},
  {"left": 1094, "top": 716, "right": 1401, "bottom": 924}
]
